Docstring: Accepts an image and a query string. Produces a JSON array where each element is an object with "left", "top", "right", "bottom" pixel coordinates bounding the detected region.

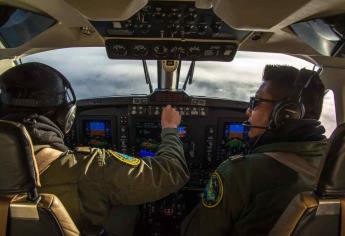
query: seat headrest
[
  {"left": 315, "top": 123, "right": 345, "bottom": 198},
  {"left": 0, "top": 120, "right": 40, "bottom": 195}
]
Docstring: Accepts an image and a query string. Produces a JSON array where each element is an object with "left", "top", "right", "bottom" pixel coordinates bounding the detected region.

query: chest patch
[
  {"left": 202, "top": 171, "right": 224, "bottom": 208},
  {"left": 108, "top": 150, "right": 141, "bottom": 166}
]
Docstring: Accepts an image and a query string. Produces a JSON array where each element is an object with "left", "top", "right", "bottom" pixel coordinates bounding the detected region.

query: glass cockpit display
[
  {"left": 222, "top": 122, "right": 248, "bottom": 156},
  {"left": 136, "top": 122, "right": 187, "bottom": 158},
  {"left": 83, "top": 120, "right": 112, "bottom": 148}
]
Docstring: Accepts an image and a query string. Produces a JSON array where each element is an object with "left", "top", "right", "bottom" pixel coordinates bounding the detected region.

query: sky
[{"left": 23, "top": 47, "right": 337, "bottom": 136}]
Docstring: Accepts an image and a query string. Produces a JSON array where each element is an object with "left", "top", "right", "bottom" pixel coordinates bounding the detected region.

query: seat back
[
  {"left": 0, "top": 120, "right": 79, "bottom": 236},
  {"left": 269, "top": 123, "right": 345, "bottom": 236}
]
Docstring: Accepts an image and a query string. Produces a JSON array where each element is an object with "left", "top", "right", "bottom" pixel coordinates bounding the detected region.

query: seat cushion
[
  {"left": 269, "top": 192, "right": 318, "bottom": 236},
  {"left": 9, "top": 193, "right": 79, "bottom": 236}
]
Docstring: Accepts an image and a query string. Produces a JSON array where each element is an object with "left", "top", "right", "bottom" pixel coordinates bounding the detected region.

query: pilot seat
[
  {"left": 269, "top": 123, "right": 345, "bottom": 236},
  {"left": 0, "top": 120, "right": 79, "bottom": 236}
]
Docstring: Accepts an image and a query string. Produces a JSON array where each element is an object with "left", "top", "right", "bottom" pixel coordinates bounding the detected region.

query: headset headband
[
  {"left": 1, "top": 93, "right": 66, "bottom": 107},
  {"left": 1, "top": 74, "right": 76, "bottom": 107},
  {"left": 286, "top": 67, "right": 321, "bottom": 103},
  {"left": 62, "top": 74, "right": 76, "bottom": 104}
]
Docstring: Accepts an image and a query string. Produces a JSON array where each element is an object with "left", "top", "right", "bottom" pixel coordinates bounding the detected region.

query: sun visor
[
  {"left": 0, "top": 5, "right": 56, "bottom": 48},
  {"left": 290, "top": 14, "right": 345, "bottom": 58},
  {"left": 91, "top": 1, "right": 250, "bottom": 61}
]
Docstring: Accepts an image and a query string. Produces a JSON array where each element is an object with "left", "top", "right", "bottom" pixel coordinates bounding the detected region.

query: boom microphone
[{"left": 242, "top": 121, "right": 268, "bottom": 130}]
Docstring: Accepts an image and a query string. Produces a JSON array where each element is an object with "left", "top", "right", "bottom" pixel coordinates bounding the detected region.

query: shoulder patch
[
  {"left": 108, "top": 150, "right": 141, "bottom": 166},
  {"left": 202, "top": 171, "right": 224, "bottom": 208}
]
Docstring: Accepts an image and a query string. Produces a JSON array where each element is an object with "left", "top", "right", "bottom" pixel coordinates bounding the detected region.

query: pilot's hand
[{"left": 161, "top": 105, "right": 181, "bottom": 129}]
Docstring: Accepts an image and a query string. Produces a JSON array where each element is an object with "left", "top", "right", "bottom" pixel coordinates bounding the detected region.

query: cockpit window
[
  {"left": 22, "top": 48, "right": 314, "bottom": 101},
  {"left": 183, "top": 52, "right": 315, "bottom": 101},
  {"left": 0, "top": 6, "right": 56, "bottom": 48},
  {"left": 23, "top": 48, "right": 156, "bottom": 98},
  {"left": 320, "top": 90, "right": 337, "bottom": 137},
  {"left": 22, "top": 48, "right": 336, "bottom": 136}
]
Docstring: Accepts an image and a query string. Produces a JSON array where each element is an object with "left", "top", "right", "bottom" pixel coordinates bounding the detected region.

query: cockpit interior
[{"left": 0, "top": 0, "right": 345, "bottom": 235}]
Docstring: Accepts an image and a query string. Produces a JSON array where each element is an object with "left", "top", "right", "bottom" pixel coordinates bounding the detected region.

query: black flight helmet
[{"left": 0, "top": 62, "right": 77, "bottom": 134}]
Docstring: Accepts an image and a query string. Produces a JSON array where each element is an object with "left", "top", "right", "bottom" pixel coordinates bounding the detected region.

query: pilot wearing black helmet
[
  {"left": 0, "top": 62, "right": 189, "bottom": 235},
  {"left": 182, "top": 65, "right": 327, "bottom": 235}
]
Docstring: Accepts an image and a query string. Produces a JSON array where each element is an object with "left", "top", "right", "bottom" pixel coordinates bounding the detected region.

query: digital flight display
[
  {"left": 178, "top": 126, "right": 187, "bottom": 139},
  {"left": 136, "top": 122, "right": 187, "bottom": 158},
  {"left": 83, "top": 120, "right": 112, "bottom": 148},
  {"left": 222, "top": 122, "right": 248, "bottom": 156}
]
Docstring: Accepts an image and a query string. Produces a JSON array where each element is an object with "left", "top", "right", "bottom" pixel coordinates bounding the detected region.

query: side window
[{"left": 320, "top": 90, "right": 337, "bottom": 137}]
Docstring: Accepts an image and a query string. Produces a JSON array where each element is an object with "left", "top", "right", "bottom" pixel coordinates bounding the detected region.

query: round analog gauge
[
  {"left": 187, "top": 46, "right": 202, "bottom": 58},
  {"left": 133, "top": 45, "right": 148, "bottom": 57},
  {"left": 112, "top": 45, "right": 127, "bottom": 56},
  {"left": 171, "top": 46, "right": 185, "bottom": 58},
  {"left": 153, "top": 45, "right": 169, "bottom": 57}
]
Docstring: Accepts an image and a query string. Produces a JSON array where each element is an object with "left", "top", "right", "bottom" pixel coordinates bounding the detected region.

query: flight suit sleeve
[
  {"left": 102, "top": 128, "right": 189, "bottom": 205},
  {"left": 181, "top": 165, "right": 244, "bottom": 236}
]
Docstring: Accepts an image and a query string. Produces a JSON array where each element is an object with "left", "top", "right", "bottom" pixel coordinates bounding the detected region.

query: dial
[
  {"left": 139, "top": 23, "right": 152, "bottom": 34},
  {"left": 185, "top": 12, "right": 198, "bottom": 23},
  {"left": 187, "top": 46, "right": 202, "bottom": 58},
  {"left": 184, "top": 24, "right": 197, "bottom": 34},
  {"left": 153, "top": 45, "right": 169, "bottom": 57},
  {"left": 168, "top": 9, "right": 182, "bottom": 23},
  {"left": 171, "top": 46, "right": 186, "bottom": 58},
  {"left": 198, "top": 24, "right": 208, "bottom": 34},
  {"left": 112, "top": 45, "right": 127, "bottom": 56},
  {"left": 133, "top": 45, "right": 148, "bottom": 57},
  {"left": 212, "top": 22, "right": 223, "bottom": 33}
]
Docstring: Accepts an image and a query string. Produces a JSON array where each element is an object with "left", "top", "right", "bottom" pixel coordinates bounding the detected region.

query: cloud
[{"left": 23, "top": 48, "right": 337, "bottom": 136}]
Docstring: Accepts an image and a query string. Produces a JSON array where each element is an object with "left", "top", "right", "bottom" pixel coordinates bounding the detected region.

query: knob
[
  {"left": 139, "top": 23, "right": 152, "bottom": 34},
  {"left": 198, "top": 24, "right": 208, "bottom": 34},
  {"left": 185, "top": 12, "right": 198, "bottom": 23},
  {"left": 120, "top": 126, "right": 127, "bottom": 132},
  {"left": 212, "top": 23, "right": 222, "bottom": 33}
]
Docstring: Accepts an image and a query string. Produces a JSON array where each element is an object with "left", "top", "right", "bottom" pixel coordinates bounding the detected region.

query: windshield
[
  {"left": 23, "top": 48, "right": 314, "bottom": 101},
  {"left": 22, "top": 48, "right": 337, "bottom": 136}
]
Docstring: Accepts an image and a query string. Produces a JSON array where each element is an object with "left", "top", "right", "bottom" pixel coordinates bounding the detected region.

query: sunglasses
[{"left": 248, "top": 96, "right": 279, "bottom": 110}]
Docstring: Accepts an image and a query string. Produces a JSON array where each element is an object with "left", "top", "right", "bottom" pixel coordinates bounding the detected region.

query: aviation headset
[
  {"left": 0, "top": 64, "right": 77, "bottom": 134},
  {"left": 54, "top": 77, "right": 77, "bottom": 134},
  {"left": 268, "top": 68, "right": 317, "bottom": 129}
]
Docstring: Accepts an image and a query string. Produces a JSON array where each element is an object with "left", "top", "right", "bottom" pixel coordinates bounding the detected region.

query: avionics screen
[
  {"left": 223, "top": 122, "right": 248, "bottom": 155},
  {"left": 178, "top": 126, "right": 187, "bottom": 138},
  {"left": 136, "top": 122, "right": 186, "bottom": 158},
  {"left": 83, "top": 120, "right": 112, "bottom": 148}
]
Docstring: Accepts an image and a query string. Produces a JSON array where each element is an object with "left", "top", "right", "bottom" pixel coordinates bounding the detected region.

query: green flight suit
[
  {"left": 182, "top": 140, "right": 326, "bottom": 236},
  {"left": 37, "top": 128, "right": 189, "bottom": 233}
]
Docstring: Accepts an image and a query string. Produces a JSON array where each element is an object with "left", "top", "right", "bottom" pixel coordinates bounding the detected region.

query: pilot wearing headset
[
  {"left": 0, "top": 62, "right": 189, "bottom": 235},
  {"left": 182, "top": 65, "right": 327, "bottom": 235}
]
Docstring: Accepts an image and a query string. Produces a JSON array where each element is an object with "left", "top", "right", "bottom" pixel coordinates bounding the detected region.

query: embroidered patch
[
  {"left": 108, "top": 150, "right": 141, "bottom": 166},
  {"left": 202, "top": 172, "right": 224, "bottom": 208}
]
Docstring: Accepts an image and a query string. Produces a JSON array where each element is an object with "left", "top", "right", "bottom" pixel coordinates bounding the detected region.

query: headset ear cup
[
  {"left": 272, "top": 102, "right": 304, "bottom": 128},
  {"left": 271, "top": 101, "right": 284, "bottom": 128},
  {"left": 54, "top": 72, "right": 77, "bottom": 134},
  {"left": 55, "top": 103, "right": 76, "bottom": 134}
]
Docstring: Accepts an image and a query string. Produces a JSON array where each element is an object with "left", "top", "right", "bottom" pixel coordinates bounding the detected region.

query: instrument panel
[
  {"left": 91, "top": 1, "right": 249, "bottom": 40},
  {"left": 66, "top": 91, "right": 249, "bottom": 235},
  {"left": 105, "top": 38, "right": 238, "bottom": 61},
  {"left": 92, "top": 1, "right": 250, "bottom": 61}
]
